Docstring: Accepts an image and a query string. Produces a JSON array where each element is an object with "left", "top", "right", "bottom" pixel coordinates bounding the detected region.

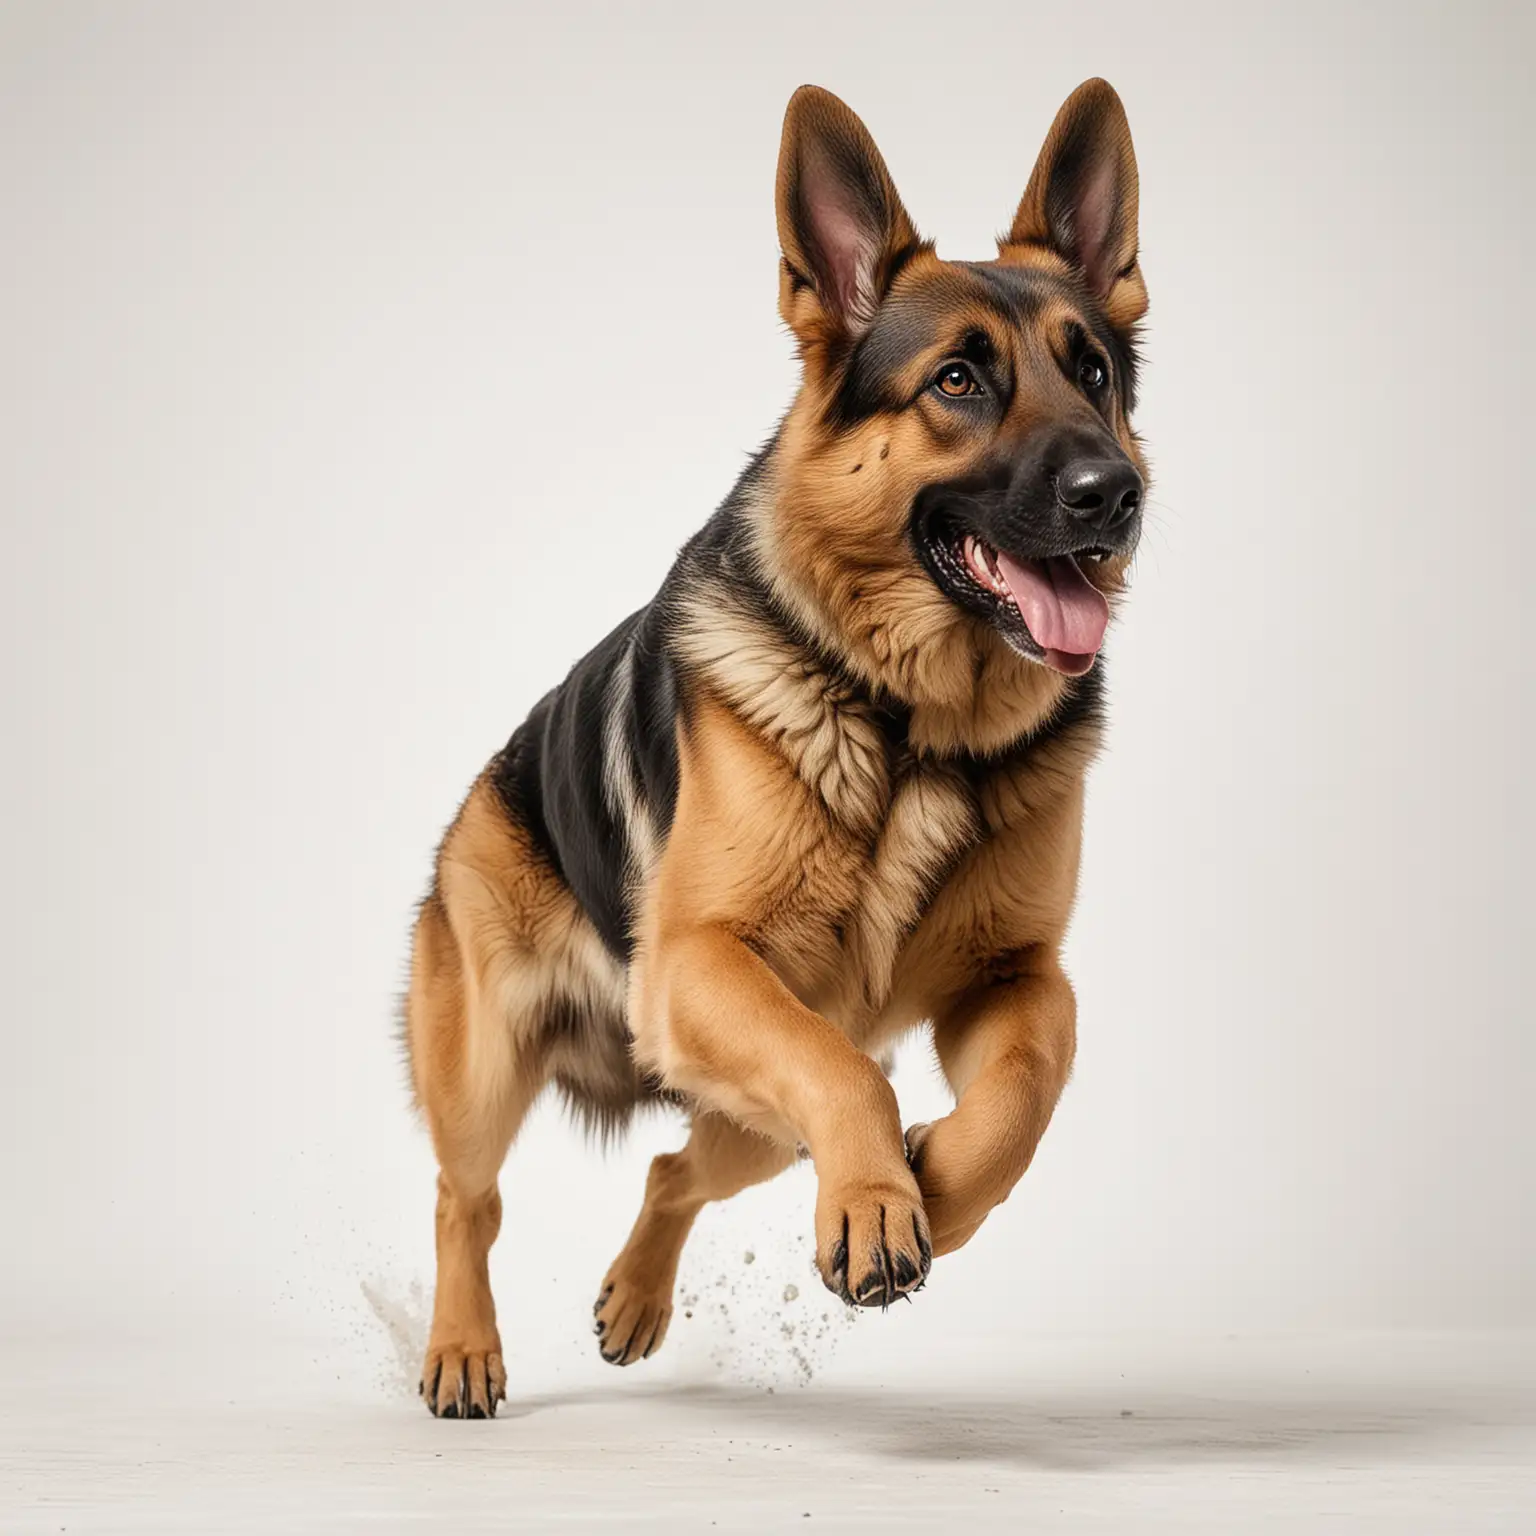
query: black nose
[{"left": 1056, "top": 458, "right": 1142, "bottom": 533}]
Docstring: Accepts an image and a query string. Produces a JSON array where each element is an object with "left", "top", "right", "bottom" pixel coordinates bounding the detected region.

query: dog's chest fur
[
  {"left": 803, "top": 709, "right": 981, "bottom": 1024},
  {"left": 683, "top": 601, "right": 1079, "bottom": 1040}
]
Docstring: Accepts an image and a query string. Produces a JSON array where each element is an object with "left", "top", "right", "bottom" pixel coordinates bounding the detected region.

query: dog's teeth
[{"left": 960, "top": 534, "right": 1012, "bottom": 597}]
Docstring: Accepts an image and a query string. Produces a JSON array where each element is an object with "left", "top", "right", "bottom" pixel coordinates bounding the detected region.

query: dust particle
[
  {"left": 359, "top": 1277, "right": 430, "bottom": 1399},
  {"left": 783, "top": 1284, "right": 799, "bottom": 1303}
]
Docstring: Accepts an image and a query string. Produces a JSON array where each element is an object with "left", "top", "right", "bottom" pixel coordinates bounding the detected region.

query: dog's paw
[
  {"left": 592, "top": 1273, "right": 672, "bottom": 1366},
  {"left": 420, "top": 1340, "right": 505, "bottom": 1419},
  {"left": 905, "top": 1117, "right": 991, "bottom": 1257},
  {"left": 814, "top": 1174, "right": 932, "bottom": 1308}
]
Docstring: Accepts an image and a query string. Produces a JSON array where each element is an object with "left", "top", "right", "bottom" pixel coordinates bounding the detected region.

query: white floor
[{"left": 4, "top": 1324, "right": 1532, "bottom": 1533}]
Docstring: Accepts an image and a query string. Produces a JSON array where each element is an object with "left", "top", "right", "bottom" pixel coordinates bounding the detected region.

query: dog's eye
[
  {"left": 1078, "top": 354, "right": 1109, "bottom": 392},
  {"left": 934, "top": 363, "right": 981, "bottom": 398}
]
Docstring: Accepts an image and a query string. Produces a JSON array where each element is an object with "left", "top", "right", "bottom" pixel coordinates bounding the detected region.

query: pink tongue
[{"left": 995, "top": 552, "right": 1110, "bottom": 660}]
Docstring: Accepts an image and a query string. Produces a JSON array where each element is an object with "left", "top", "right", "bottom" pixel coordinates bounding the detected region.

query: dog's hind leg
[
  {"left": 593, "top": 1112, "right": 796, "bottom": 1365},
  {"left": 406, "top": 779, "right": 573, "bottom": 1418}
]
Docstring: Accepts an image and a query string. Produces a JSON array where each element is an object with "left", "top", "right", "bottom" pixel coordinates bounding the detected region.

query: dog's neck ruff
[{"left": 735, "top": 452, "right": 1081, "bottom": 760}]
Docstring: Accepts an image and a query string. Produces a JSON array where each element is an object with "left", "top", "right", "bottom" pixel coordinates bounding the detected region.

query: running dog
[{"left": 406, "top": 78, "right": 1149, "bottom": 1417}]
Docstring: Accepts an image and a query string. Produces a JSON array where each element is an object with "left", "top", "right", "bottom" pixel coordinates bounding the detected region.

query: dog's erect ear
[
  {"left": 776, "top": 86, "right": 921, "bottom": 347},
  {"left": 1006, "top": 79, "right": 1146, "bottom": 328}
]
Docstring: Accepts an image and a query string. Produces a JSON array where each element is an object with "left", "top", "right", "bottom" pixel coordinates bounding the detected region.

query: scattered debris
[
  {"left": 675, "top": 1208, "right": 856, "bottom": 1387},
  {"left": 359, "top": 1277, "right": 430, "bottom": 1399}
]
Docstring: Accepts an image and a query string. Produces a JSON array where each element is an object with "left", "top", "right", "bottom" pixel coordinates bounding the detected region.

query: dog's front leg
[
  {"left": 631, "top": 924, "right": 931, "bottom": 1307},
  {"left": 907, "top": 947, "right": 1077, "bottom": 1256}
]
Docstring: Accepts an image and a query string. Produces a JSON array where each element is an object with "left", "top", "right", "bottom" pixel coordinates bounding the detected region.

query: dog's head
[{"left": 764, "top": 81, "right": 1148, "bottom": 705}]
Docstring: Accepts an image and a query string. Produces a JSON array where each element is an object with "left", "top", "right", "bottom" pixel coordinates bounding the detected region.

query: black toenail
[
  {"left": 441, "top": 1400, "right": 459, "bottom": 1419},
  {"left": 893, "top": 1252, "right": 919, "bottom": 1288},
  {"left": 830, "top": 1214, "right": 849, "bottom": 1279},
  {"left": 468, "top": 1403, "right": 486, "bottom": 1420},
  {"left": 877, "top": 1210, "right": 896, "bottom": 1300},
  {"left": 914, "top": 1216, "right": 932, "bottom": 1269},
  {"left": 855, "top": 1272, "right": 887, "bottom": 1305}
]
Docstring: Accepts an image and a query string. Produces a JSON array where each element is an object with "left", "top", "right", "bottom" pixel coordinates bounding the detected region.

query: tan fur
[
  {"left": 672, "top": 583, "right": 894, "bottom": 836},
  {"left": 406, "top": 778, "right": 634, "bottom": 1414}
]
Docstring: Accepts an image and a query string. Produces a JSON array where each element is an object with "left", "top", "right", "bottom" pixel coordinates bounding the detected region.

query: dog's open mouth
[{"left": 922, "top": 519, "right": 1113, "bottom": 677}]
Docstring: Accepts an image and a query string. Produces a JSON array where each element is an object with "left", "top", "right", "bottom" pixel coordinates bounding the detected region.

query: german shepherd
[{"left": 406, "top": 78, "right": 1148, "bottom": 1417}]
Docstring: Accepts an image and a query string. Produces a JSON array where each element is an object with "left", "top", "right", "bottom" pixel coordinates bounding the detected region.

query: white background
[{"left": 1, "top": 2, "right": 1533, "bottom": 1528}]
